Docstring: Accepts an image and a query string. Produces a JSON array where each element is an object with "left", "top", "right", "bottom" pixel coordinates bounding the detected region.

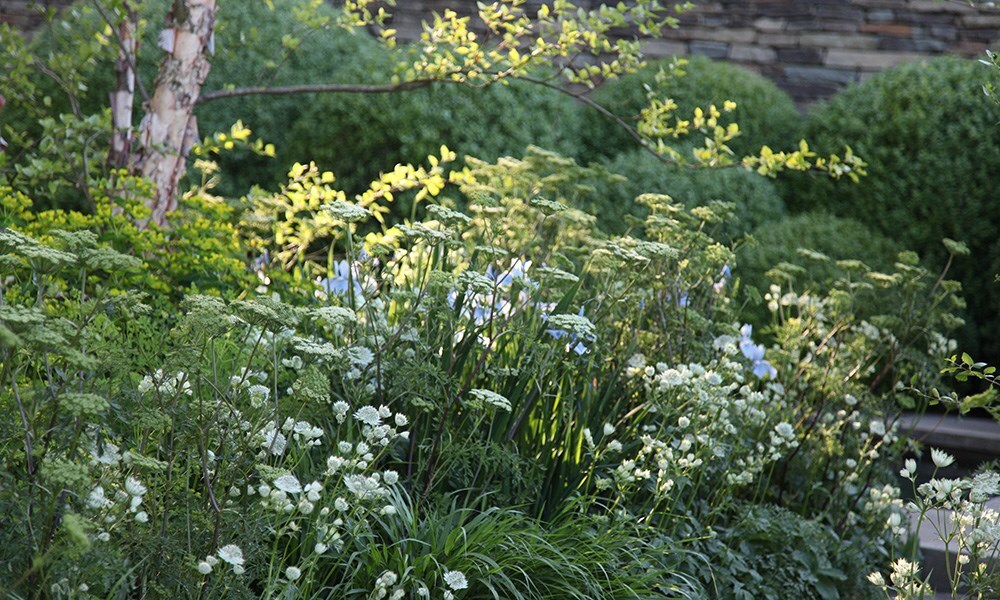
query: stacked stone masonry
[
  {"left": 3, "top": 1, "right": 999, "bottom": 104},
  {"left": 383, "top": 0, "right": 1000, "bottom": 105}
]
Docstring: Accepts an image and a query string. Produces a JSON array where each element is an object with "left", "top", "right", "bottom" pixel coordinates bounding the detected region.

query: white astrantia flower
[
  {"left": 125, "top": 476, "right": 147, "bottom": 497},
  {"left": 394, "top": 413, "right": 408, "bottom": 427},
  {"left": 217, "top": 544, "right": 244, "bottom": 567},
  {"left": 774, "top": 422, "right": 794, "bottom": 439},
  {"left": 468, "top": 389, "right": 512, "bottom": 412},
  {"left": 247, "top": 384, "right": 270, "bottom": 407},
  {"left": 900, "top": 458, "right": 917, "bottom": 479},
  {"left": 134, "top": 511, "right": 149, "bottom": 523},
  {"left": 273, "top": 474, "right": 303, "bottom": 494},
  {"left": 197, "top": 561, "right": 212, "bottom": 575},
  {"left": 285, "top": 566, "right": 302, "bottom": 581},
  {"left": 931, "top": 447, "right": 955, "bottom": 469},
  {"left": 354, "top": 405, "right": 382, "bottom": 427},
  {"left": 443, "top": 570, "right": 469, "bottom": 590},
  {"left": 383, "top": 470, "right": 399, "bottom": 485}
]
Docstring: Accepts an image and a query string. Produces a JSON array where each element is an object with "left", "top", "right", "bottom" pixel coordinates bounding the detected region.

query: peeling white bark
[
  {"left": 135, "top": 0, "right": 216, "bottom": 227},
  {"left": 108, "top": 2, "right": 138, "bottom": 169}
]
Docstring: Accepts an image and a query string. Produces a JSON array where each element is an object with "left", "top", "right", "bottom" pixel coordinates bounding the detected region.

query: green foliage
[
  {"left": 291, "top": 78, "right": 583, "bottom": 196},
  {"left": 738, "top": 212, "right": 900, "bottom": 300},
  {"left": 709, "top": 504, "right": 858, "bottom": 600},
  {"left": 782, "top": 57, "right": 1000, "bottom": 363},
  {"left": 592, "top": 149, "right": 787, "bottom": 238},
  {"left": 580, "top": 55, "right": 803, "bottom": 162}
]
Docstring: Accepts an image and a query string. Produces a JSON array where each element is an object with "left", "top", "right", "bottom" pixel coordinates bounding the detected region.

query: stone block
[
  {"left": 799, "top": 32, "right": 878, "bottom": 49},
  {"left": 825, "top": 48, "right": 930, "bottom": 69},
  {"left": 777, "top": 47, "right": 825, "bottom": 64},
  {"left": 689, "top": 40, "right": 730, "bottom": 59},
  {"left": 753, "top": 17, "right": 787, "bottom": 32},
  {"left": 669, "top": 27, "right": 757, "bottom": 43},
  {"left": 956, "top": 40, "right": 990, "bottom": 54},
  {"left": 758, "top": 32, "right": 801, "bottom": 47},
  {"left": 908, "top": 0, "right": 976, "bottom": 13},
  {"left": 961, "top": 15, "right": 1000, "bottom": 28},
  {"left": 928, "top": 25, "right": 959, "bottom": 41},
  {"left": 867, "top": 9, "right": 895, "bottom": 23},
  {"left": 640, "top": 39, "right": 688, "bottom": 58},
  {"left": 784, "top": 64, "right": 858, "bottom": 85},
  {"left": 880, "top": 37, "right": 948, "bottom": 52},
  {"left": 860, "top": 22, "right": 913, "bottom": 36},
  {"left": 729, "top": 43, "right": 778, "bottom": 63}
]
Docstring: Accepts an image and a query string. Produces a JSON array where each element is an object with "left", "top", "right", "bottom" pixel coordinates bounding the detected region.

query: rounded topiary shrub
[
  {"left": 579, "top": 55, "right": 803, "bottom": 162},
  {"left": 591, "top": 149, "right": 787, "bottom": 238},
  {"left": 288, "top": 78, "right": 583, "bottom": 196},
  {"left": 783, "top": 57, "right": 1000, "bottom": 362},
  {"left": 737, "top": 212, "right": 901, "bottom": 326}
]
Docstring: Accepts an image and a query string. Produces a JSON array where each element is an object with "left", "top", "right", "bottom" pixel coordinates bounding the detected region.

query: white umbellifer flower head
[
  {"left": 125, "top": 476, "right": 147, "bottom": 497},
  {"left": 197, "top": 561, "right": 212, "bottom": 575},
  {"left": 217, "top": 544, "right": 245, "bottom": 567},
  {"left": 285, "top": 566, "right": 301, "bottom": 581},
  {"left": 443, "top": 570, "right": 468, "bottom": 590},
  {"left": 931, "top": 448, "right": 955, "bottom": 469},
  {"left": 468, "top": 389, "right": 512, "bottom": 412},
  {"left": 325, "top": 201, "right": 370, "bottom": 223},
  {"left": 274, "top": 474, "right": 303, "bottom": 494},
  {"left": 354, "top": 405, "right": 382, "bottom": 427}
]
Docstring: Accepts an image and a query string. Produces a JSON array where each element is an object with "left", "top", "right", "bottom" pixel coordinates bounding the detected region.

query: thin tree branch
[
  {"left": 517, "top": 74, "right": 683, "bottom": 168},
  {"left": 195, "top": 78, "right": 443, "bottom": 104},
  {"left": 91, "top": 0, "right": 149, "bottom": 103}
]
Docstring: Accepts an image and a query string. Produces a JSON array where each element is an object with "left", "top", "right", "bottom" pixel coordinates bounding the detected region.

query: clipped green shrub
[
  {"left": 737, "top": 212, "right": 901, "bottom": 325},
  {"left": 289, "top": 78, "right": 583, "bottom": 195},
  {"left": 579, "top": 55, "right": 803, "bottom": 162},
  {"left": 784, "top": 57, "right": 1000, "bottom": 361},
  {"left": 591, "top": 148, "right": 787, "bottom": 238}
]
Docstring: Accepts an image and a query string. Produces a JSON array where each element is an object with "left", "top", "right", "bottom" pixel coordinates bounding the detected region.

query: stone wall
[
  {"left": 0, "top": 0, "right": 69, "bottom": 30},
  {"left": 385, "top": 0, "right": 1000, "bottom": 104}
]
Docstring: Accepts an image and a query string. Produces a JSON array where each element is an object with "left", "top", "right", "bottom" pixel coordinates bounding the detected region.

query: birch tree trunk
[
  {"left": 108, "top": 1, "right": 138, "bottom": 169},
  {"left": 134, "top": 0, "right": 216, "bottom": 227}
]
